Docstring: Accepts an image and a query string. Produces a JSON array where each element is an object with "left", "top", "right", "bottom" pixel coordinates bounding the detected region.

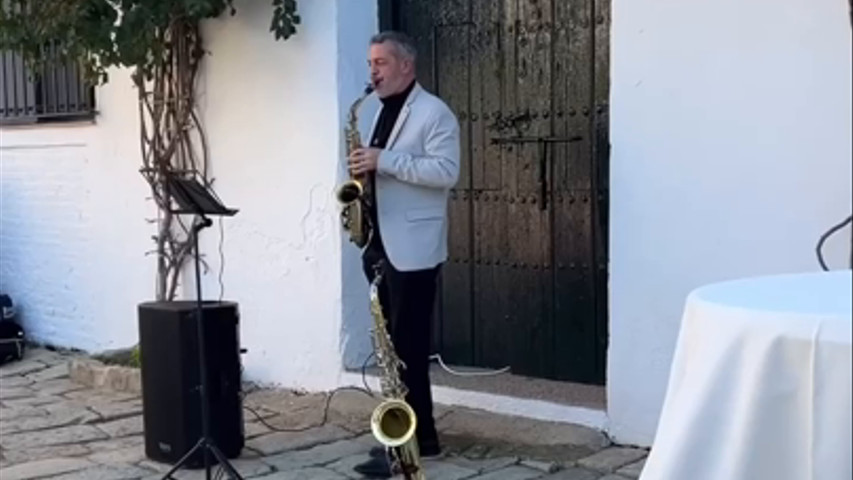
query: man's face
[{"left": 369, "top": 42, "right": 412, "bottom": 98}]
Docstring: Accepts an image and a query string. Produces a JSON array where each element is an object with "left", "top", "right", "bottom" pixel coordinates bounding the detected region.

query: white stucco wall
[
  {"left": 192, "top": 0, "right": 368, "bottom": 391},
  {"left": 607, "top": 0, "right": 852, "bottom": 446},
  {"left": 335, "top": 0, "right": 382, "bottom": 371},
  {"left": 0, "top": 0, "right": 378, "bottom": 391}
]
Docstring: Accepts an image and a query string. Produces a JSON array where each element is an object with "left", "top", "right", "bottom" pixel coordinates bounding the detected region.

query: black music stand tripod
[{"left": 158, "top": 173, "right": 241, "bottom": 480}]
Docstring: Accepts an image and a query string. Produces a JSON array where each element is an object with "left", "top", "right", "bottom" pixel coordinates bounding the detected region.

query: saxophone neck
[{"left": 348, "top": 83, "right": 374, "bottom": 121}]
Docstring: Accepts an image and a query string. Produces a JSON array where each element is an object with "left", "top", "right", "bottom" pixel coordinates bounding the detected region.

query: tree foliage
[{"left": 0, "top": 0, "right": 300, "bottom": 83}]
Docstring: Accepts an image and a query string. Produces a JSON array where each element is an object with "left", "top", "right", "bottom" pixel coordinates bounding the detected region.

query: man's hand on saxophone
[{"left": 348, "top": 147, "right": 381, "bottom": 176}]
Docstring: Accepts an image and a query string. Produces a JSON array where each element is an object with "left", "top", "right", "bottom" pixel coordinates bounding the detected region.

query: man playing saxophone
[{"left": 348, "top": 30, "right": 461, "bottom": 478}]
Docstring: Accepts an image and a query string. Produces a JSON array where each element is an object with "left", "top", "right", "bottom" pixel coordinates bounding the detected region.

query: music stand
[{"left": 158, "top": 173, "right": 241, "bottom": 480}]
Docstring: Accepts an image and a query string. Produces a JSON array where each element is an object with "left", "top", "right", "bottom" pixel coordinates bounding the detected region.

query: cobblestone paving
[{"left": 0, "top": 349, "right": 647, "bottom": 479}]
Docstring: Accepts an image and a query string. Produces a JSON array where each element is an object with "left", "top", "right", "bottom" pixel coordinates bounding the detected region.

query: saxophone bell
[
  {"left": 336, "top": 179, "right": 363, "bottom": 204},
  {"left": 371, "top": 398, "right": 418, "bottom": 448}
]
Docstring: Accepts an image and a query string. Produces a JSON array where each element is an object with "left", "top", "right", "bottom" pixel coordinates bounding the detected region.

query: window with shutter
[{"left": 0, "top": 42, "right": 96, "bottom": 126}]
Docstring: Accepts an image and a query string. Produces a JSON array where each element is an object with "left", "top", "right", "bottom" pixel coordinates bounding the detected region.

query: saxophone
[
  {"left": 337, "top": 84, "right": 375, "bottom": 248},
  {"left": 368, "top": 261, "right": 425, "bottom": 480}
]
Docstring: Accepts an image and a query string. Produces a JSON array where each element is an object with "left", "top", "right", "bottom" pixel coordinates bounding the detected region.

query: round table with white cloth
[{"left": 640, "top": 270, "right": 852, "bottom": 480}]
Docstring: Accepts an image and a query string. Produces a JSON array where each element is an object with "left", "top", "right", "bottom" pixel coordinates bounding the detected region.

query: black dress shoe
[
  {"left": 353, "top": 454, "right": 392, "bottom": 478},
  {"left": 419, "top": 440, "right": 442, "bottom": 457}
]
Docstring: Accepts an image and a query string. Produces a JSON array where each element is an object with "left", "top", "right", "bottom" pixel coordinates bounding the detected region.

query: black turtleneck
[
  {"left": 369, "top": 79, "right": 416, "bottom": 149},
  {"left": 365, "top": 79, "right": 416, "bottom": 254}
]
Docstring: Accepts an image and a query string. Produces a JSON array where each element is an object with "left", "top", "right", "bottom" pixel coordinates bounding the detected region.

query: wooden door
[{"left": 384, "top": 0, "right": 610, "bottom": 385}]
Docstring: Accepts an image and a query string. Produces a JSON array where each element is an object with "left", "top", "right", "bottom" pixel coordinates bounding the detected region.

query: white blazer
[{"left": 367, "top": 82, "right": 461, "bottom": 272}]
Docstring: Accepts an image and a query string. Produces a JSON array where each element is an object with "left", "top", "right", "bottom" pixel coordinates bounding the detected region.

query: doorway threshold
[{"left": 340, "top": 358, "right": 608, "bottom": 433}]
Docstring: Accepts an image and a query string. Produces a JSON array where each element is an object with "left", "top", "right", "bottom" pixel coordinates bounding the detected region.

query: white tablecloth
[{"left": 640, "top": 270, "right": 852, "bottom": 480}]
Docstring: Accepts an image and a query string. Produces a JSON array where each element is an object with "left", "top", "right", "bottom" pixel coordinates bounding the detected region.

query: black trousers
[{"left": 362, "top": 242, "right": 440, "bottom": 449}]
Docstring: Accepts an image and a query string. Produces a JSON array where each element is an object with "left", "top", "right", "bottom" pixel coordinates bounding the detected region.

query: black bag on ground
[{"left": 0, "top": 294, "right": 25, "bottom": 365}]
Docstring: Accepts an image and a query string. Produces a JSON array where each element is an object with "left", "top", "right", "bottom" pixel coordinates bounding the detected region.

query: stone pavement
[{"left": 0, "top": 348, "right": 648, "bottom": 479}]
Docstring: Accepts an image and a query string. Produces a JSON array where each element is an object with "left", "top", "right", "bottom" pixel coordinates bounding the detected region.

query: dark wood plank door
[{"left": 386, "top": 0, "right": 609, "bottom": 385}]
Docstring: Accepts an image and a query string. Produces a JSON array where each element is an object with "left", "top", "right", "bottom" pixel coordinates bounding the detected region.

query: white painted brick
[
  {"left": 1, "top": 146, "right": 97, "bottom": 349},
  {"left": 0, "top": 131, "right": 156, "bottom": 355}
]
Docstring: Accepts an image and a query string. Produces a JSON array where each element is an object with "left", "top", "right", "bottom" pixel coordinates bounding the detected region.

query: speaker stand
[
  {"left": 153, "top": 172, "right": 241, "bottom": 480},
  {"left": 159, "top": 216, "right": 242, "bottom": 480}
]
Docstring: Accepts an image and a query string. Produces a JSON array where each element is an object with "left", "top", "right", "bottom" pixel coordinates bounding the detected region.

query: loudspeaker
[{"left": 138, "top": 300, "right": 245, "bottom": 467}]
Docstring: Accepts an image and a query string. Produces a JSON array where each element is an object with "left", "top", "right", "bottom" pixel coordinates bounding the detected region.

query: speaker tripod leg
[
  {"left": 208, "top": 443, "right": 245, "bottom": 480},
  {"left": 158, "top": 438, "right": 237, "bottom": 480},
  {"left": 159, "top": 437, "right": 206, "bottom": 480}
]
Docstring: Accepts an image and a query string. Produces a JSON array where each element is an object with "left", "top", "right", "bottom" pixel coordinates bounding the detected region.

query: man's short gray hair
[{"left": 370, "top": 31, "right": 417, "bottom": 62}]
